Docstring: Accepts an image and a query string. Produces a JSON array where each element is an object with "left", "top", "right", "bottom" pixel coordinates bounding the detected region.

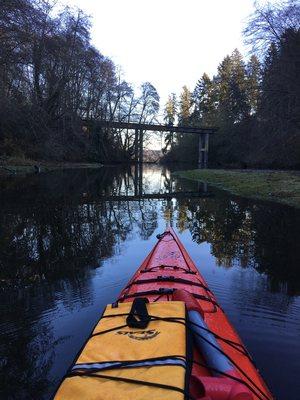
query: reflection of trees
[
  {"left": 0, "top": 168, "right": 159, "bottom": 289},
  {"left": 189, "top": 197, "right": 256, "bottom": 269},
  {"left": 250, "top": 204, "right": 300, "bottom": 293},
  {"left": 0, "top": 201, "right": 115, "bottom": 287},
  {"left": 1, "top": 317, "right": 53, "bottom": 399},
  {"left": 171, "top": 191, "right": 300, "bottom": 294},
  {"left": 0, "top": 275, "right": 94, "bottom": 399},
  {"left": 0, "top": 166, "right": 162, "bottom": 399}
]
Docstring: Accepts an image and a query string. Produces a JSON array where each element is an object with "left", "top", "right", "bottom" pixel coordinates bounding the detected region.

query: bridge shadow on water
[{"left": 0, "top": 165, "right": 299, "bottom": 399}]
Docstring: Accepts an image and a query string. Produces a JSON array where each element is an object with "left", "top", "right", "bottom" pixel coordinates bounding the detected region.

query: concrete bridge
[{"left": 83, "top": 120, "right": 218, "bottom": 168}]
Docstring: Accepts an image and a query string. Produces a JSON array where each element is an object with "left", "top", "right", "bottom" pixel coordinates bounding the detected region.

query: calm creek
[{"left": 0, "top": 165, "right": 300, "bottom": 399}]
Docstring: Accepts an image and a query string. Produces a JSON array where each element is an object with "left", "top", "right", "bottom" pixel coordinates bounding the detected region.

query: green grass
[{"left": 174, "top": 169, "right": 300, "bottom": 208}]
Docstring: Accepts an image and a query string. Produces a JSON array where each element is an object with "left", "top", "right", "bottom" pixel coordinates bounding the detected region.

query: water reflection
[
  {"left": 0, "top": 165, "right": 299, "bottom": 399},
  {"left": 0, "top": 166, "right": 211, "bottom": 289},
  {"left": 174, "top": 195, "right": 300, "bottom": 294}
]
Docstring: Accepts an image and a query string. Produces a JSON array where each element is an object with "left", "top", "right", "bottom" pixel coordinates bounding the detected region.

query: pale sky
[{"left": 63, "top": 0, "right": 261, "bottom": 111}]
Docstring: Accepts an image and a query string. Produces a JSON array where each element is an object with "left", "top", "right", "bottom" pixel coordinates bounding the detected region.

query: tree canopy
[
  {"left": 163, "top": 0, "right": 300, "bottom": 168},
  {"left": 0, "top": 0, "right": 160, "bottom": 162}
]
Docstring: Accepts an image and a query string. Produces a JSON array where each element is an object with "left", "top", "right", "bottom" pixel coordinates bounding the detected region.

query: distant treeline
[
  {"left": 163, "top": 1, "right": 300, "bottom": 169},
  {"left": 0, "top": 0, "right": 160, "bottom": 162}
]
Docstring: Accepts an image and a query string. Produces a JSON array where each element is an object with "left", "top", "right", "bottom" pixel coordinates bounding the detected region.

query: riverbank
[
  {"left": 0, "top": 158, "right": 103, "bottom": 176},
  {"left": 174, "top": 169, "right": 300, "bottom": 208}
]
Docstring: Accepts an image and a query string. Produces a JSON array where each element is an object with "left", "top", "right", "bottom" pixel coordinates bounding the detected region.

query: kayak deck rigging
[
  {"left": 54, "top": 228, "right": 273, "bottom": 400},
  {"left": 117, "top": 229, "right": 273, "bottom": 400}
]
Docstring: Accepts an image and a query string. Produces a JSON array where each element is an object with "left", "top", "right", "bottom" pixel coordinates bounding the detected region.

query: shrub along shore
[{"left": 174, "top": 169, "right": 300, "bottom": 209}]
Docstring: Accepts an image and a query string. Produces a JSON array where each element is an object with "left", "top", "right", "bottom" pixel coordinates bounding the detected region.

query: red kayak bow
[
  {"left": 118, "top": 228, "right": 273, "bottom": 400},
  {"left": 55, "top": 228, "right": 274, "bottom": 400}
]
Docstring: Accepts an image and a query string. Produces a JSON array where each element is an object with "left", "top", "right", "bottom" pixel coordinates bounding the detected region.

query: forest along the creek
[{"left": 0, "top": 165, "right": 299, "bottom": 400}]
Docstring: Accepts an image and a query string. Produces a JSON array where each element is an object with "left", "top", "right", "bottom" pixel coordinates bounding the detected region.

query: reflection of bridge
[
  {"left": 83, "top": 120, "right": 218, "bottom": 168},
  {"left": 97, "top": 164, "right": 211, "bottom": 201},
  {"left": 98, "top": 191, "right": 211, "bottom": 201}
]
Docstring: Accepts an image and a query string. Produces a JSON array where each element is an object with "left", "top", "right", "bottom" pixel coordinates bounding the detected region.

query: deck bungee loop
[
  {"left": 54, "top": 228, "right": 273, "bottom": 400},
  {"left": 125, "top": 276, "right": 212, "bottom": 292},
  {"left": 140, "top": 265, "right": 197, "bottom": 274}
]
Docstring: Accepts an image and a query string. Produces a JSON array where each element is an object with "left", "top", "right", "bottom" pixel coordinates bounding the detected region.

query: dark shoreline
[{"left": 0, "top": 161, "right": 105, "bottom": 177}]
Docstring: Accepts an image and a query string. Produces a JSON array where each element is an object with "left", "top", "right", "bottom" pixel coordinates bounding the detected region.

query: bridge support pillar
[
  {"left": 138, "top": 161, "right": 143, "bottom": 195},
  {"left": 134, "top": 163, "right": 139, "bottom": 196},
  {"left": 133, "top": 160, "right": 143, "bottom": 197},
  {"left": 198, "top": 133, "right": 209, "bottom": 168},
  {"left": 135, "top": 128, "right": 139, "bottom": 162},
  {"left": 134, "top": 128, "right": 143, "bottom": 164},
  {"left": 139, "top": 130, "right": 143, "bottom": 164}
]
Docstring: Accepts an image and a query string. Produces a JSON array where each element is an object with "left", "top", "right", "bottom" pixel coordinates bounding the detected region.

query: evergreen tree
[
  {"left": 163, "top": 93, "right": 177, "bottom": 153},
  {"left": 216, "top": 55, "right": 232, "bottom": 120},
  {"left": 163, "top": 1, "right": 299, "bottom": 168},
  {"left": 228, "top": 49, "right": 250, "bottom": 121},
  {"left": 216, "top": 50, "right": 250, "bottom": 122},
  {"left": 260, "top": 30, "right": 300, "bottom": 135},
  {"left": 259, "top": 42, "right": 279, "bottom": 124},
  {"left": 178, "top": 86, "right": 192, "bottom": 125},
  {"left": 192, "top": 73, "right": 218, "bottom": 126},
  {"left": 172, "top": 86, "right": 197, "bottom": 162},
  {"left": 246, "top": 55, "right": 261, "bottom": 114},
  {"left": 164, "top": 93, "right": 177, "bottom": 125}
]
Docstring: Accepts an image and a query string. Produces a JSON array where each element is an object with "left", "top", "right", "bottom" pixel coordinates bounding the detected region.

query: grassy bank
[
  {"left": 174, "top": 169, "right": 300, "bottom": 208},
  {"left": 0, "top": 158, "right": 103, "bottom": 177}
]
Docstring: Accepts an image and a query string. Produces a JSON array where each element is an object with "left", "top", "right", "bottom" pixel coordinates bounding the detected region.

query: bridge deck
[{"left": 83, "top": 119, "right": 218, "bottom": 135}]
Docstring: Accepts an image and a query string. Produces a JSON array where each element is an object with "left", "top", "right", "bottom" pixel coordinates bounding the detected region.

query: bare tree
[
  {"left": 0, "top": 0, "right": 161, "bottom": 163},
  {"left": 244, "top": 0, "right": 300, "bottom": 55}
]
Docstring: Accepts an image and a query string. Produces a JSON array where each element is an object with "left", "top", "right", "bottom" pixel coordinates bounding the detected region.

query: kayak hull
[{"left": 118, "top": 228, "right": 273, "bottom": 400}]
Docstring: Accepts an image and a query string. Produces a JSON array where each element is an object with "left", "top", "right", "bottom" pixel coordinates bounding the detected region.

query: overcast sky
[{"left": 62, "top": 0, "right": 263, "bottom": 108}]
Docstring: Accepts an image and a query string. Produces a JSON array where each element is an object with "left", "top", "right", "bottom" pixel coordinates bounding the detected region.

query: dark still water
[{"left": 0, "top": 165, "right": 300, "bottom": 399}]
